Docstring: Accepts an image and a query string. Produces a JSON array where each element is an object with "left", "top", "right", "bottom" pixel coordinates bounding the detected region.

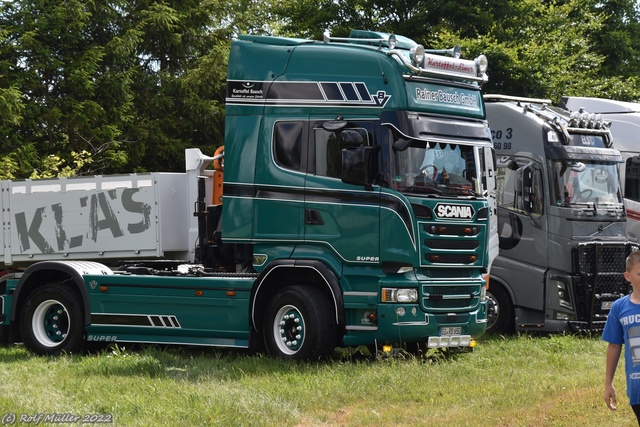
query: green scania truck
[{"left": 0, "top": 30, "right": 494, "bottom": 359}]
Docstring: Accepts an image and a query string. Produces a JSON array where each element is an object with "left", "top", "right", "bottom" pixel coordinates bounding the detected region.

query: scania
[
  {"left": 0, "top": 30, "right": 494, "bottom": 360},
  {"left": 436, "top": 204, "right": 473, "bottom": 219}
]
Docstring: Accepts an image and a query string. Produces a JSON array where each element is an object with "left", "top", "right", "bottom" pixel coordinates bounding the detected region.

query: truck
[
  {"left": 561, "top": 97, "right": 640, "bottom": 244},
  {"left": 484, "top": 94, "right": 635, "bottom": 333},
  {"left": 0, "top": 30, "right": 495, "bottom": 360}
]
